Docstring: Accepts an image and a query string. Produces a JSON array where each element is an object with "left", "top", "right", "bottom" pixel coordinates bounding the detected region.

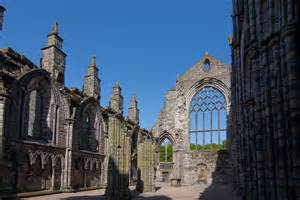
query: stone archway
[
  {"left": 156, "top": 133, "right": 175, "bottom": 183},
  {"left": 54, "top": 157, "right": 63, "bottom": 190}
]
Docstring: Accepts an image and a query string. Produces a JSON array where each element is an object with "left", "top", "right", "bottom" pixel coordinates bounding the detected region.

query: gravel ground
[{"left": 22, "top": 184, "right": 241, "bottom": 200}]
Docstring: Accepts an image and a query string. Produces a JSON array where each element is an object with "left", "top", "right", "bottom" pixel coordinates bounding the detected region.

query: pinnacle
[
  {"left": 90, "top": 55, "right": 96, "bottom": 67},
  {"left": 52, "top": 21, "right": 59, "bottom": 34}
]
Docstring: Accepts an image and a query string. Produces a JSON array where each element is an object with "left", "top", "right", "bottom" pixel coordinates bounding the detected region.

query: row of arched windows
[{"left": 25, "top": 87, "right": 103, "bottom": 152}]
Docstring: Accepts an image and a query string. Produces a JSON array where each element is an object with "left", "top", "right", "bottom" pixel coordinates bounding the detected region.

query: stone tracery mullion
[{"left": 190, "top": 86, "right": 227, "bottom": 147}]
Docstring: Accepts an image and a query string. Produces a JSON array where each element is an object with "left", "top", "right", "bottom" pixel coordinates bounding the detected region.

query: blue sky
[{"left": 0, "top": 0, "right": 232, "bottom": 129}]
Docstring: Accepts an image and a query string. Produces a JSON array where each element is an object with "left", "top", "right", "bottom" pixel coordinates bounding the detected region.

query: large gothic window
[
  {"left": 159, "top": 138, "right": 173, "bottom": 162},
  {"left": 28, "top": 90, "right": 43, "bottom": 138},
  {"left": 81, "top": 112, "right": 92, "bottom": 150},
  {"left": 189, "top": 86, "right": 227, "bottom": 150}
]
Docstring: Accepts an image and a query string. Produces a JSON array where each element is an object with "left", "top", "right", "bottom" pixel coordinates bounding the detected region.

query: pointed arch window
[
  {"left": 81, "top": 113, "right": 91, "bottom": 150},
  {"left": 189, "top": 86, "right": 227, "bottom": 150},
  {"left": 159, "top": 138, "right": 173, "bottom": 162},
  {"left": 27, "top": 90, "right": 43, "bottom": 138}
]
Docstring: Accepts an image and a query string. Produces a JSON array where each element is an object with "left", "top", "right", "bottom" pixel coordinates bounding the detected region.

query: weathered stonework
[
  {"left": 137, "top": 130, "right": 155, "bottom": 193},
  {"left": 153, "top": 54, "right": 231, "bottom": 185},
  {"left": 230, "top": 0, "right": 300, "bottom": 199},
  {"left": 105, "top": 83, "right": 131, "bottom": 200},
  {"left": 0, "top": 22, "right": 153, "bottom": 199}
]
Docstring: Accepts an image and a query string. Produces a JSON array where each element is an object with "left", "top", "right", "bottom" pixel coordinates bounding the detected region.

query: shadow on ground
[
  {"left": 133, "top": 196, "right": 172, "bottom": 200},
  {"left": 198, "top": 150, "right": 241, "bottom": 200},
  {"left": 62, "top": 194, "right": 172, "bottom": 200},
  {"left": 131, "top": 188, "right": 172, "bottom": 200},
  {"left": 62, "top": 195, "right": 106, "bottom": 200},
  {"left": 199, "top": 184, "right": 240, "bottom": 200}
]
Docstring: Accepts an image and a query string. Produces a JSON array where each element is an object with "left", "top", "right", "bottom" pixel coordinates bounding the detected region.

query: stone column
[
  {"left": 137, "top": 137, "right": 154, "bottom": 193},
  {"left": 63, "top": 109, "right": 76, "bottom": 190},
  {"left": 105, "top": 114, "right": 130, "bottom": 200},
  {"left": 0, "top": 77, "right": 9, "bottom": 161},
  {"left": 51, "top": 160, "right": 55, "bottom": 191}
]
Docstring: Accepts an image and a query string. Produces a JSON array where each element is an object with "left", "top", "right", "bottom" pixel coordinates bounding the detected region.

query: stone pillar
[
  {"left": 105, "top": 114, "right": 130, "bottom": 200},
  {"left": 137, "top": 136, "right": 154, "bottom": 193},
  {"left": 103, "top": 133, "right": 109, "bottom": 185},
  {"left": 63, "top": 108, "right": 76, "bottom": 190},
  {"left": 51, "top": 161, "right": 55, "bottom": 191},
  {"left": 0, "top": 76, "right": 13, "bottom": 193},
  {"left": 0, "top": 77, "right": 9, "bottom": 161}
]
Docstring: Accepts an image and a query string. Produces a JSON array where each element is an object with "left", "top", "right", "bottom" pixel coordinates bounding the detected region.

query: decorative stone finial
[
  {"left": 205, "top": 51, "right": 209, "bottom": 56},
  {"left": 52, "top": 21, "right": 59, "bottom": 34},
  {"left": 110, "top": 81, "right": 123, "bottom": 113},
  {"left": 90, "top": 55, "right": 96, "bottom": 67},
  {"left": 129, "top": 95, "right": 139, "bottom": 123},
  {"left": 130, "top": 95, "right": 137, "bottom": 105}
]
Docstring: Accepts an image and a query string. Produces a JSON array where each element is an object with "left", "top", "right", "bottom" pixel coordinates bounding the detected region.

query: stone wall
[
  {"left": 153, "top": 54, "right": 231, "bottom": 185},
  {"left": 230, "top": 0, "right": 300, "bottom": 199},
  {"left": 137, "top": 131, "right": 154, "bottom": 193},
  {"left": 0, "top": 22, "right": 151, "bottom": 198},
  {"left": 183, "top": 150, "right": 232, "bottom": 185}
]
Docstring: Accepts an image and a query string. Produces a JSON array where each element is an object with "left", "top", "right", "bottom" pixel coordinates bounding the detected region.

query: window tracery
[{"left": 189, "top": 86, "right": 227, "bottom": 150}]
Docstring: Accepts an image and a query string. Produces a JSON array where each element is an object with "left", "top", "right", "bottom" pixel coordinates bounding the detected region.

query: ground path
[{"left": 22, "top": 184, "right": 241, "bottom": 200}]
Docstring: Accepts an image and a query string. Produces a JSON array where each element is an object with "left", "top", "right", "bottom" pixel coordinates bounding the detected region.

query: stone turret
[
  {"left": 128, "top": 96, "right": 139, "bottom": 124},
  {"left": 41, "top": 21, "right": 67, "bottom": 85},
  {"left": 0, "top": 4, "right": 6, "bottom": 31},
  {"left": 109, "top": 82, "right": 123, "bottom": 113},
  {"left": 83, "top": 56, "right": 101, "bottom": 102}
]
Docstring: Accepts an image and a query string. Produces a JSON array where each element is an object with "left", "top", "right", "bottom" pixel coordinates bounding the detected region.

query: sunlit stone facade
[
  {"left": 0, "top": 22, "right": 154, "bottom": 199},
  {"left": 153, "top": 54, "right": 232, "bottom": 185}
]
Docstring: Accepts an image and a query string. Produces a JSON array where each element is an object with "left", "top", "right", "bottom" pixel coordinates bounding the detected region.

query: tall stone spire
[
  {"left": 109, "top": 82, "right": 123, "bottom": 113},
  {"left": 83, "top": 56, "right": 101, "bottom": 102},
  {"left": 128, "top": 96, "right": 139, "bottom": 124},
  {"left": 41, "top": 21, "right": 67, "bottom": 84},
  {"left": 47, "top": 21, "right": 63, "bottom": 48}
]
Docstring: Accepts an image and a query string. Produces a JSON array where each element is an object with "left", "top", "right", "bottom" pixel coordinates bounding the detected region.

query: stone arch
[
  {"left": 186, "top": 78, "right": 230, "bottom": 149},
  {"left": 54, "top": 156, "right": 63, "bottom": 190},
  {"left": 158, "top": 131, "right": 175, "bottom": 145},
  {"left": 18, "top": 69, "right": 68, "bottom": 144},
  {"left": 26, "top": 153, "right": 44, "bottom": 191},
  {"left": 42, "top": 155, "right": 52, "bottom": 190},
  {"left": 75, "top": 97, "right": 105, "bottom": 152},
  {"left": 1, "top": 74, "right": 21, "bottom": 138},
  {"left": 18, "top": 69, "right": 60, "bottom": 142},
  {"left": 186, "top": 78, "right": 230, "bottom": 113},
  {"left": 159, "top": 136, "right": 174, "bottom": 163}
]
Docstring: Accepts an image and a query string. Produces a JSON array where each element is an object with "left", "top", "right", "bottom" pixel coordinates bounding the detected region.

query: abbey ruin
[{"left": 0, "top": 1, "right": 299, "bottom": 200}]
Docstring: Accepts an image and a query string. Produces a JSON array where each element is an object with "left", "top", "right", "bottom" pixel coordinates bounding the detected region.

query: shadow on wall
[
  {"left": 198, "top": 150, "right": 241, "bottom": 200},
  {"left": 136, "top": 168, "right": 144, "bottom": 193},
  {"left": 105, "top": 156, "right": 130, "bottom": 200}
]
